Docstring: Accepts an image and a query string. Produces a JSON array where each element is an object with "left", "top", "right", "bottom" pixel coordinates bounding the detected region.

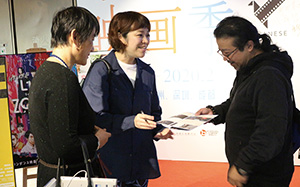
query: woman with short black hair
[{"left": 29, "top": 7, "right": 111, "bottom": 186}]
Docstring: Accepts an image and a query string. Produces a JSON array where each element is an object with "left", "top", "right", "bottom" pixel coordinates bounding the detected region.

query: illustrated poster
[{"left": 2, "top": 52, "right": 51, "bottom": 168}]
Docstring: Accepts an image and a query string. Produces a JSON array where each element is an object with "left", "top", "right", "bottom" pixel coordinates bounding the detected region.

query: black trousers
[{"left": 244, "top": 172, "right": 293, "bottom": 187}]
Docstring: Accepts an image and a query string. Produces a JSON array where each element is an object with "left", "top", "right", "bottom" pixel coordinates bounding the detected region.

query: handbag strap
[
  {"left": 55, "top": 139, "right": 94, "bottom": 187},
  {"left": 80, "top": 138, "right": 93, "bottom": 187},
  {"left": 80, "top": 58, "right": 112, "bottom": 87},
  {"left": 56, "top": 158, "right": 61, "bottom": 187}
]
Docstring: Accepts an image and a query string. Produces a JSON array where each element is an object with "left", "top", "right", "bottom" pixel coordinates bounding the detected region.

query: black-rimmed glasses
[{"left": 217, "top": 48, "right": 238, "bottom": 60}]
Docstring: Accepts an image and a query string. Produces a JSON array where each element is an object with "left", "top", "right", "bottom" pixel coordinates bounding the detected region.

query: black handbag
[{"left": 55, "top": 138, "right": 107, "bottom": 187}]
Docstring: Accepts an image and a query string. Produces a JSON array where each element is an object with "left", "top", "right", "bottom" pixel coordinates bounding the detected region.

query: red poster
[{"left": 3, "top": 52, "right": 50, "bottom": 168}]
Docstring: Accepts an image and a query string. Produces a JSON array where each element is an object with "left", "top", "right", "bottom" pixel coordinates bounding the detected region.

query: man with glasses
[
  {"left": 196, "top": 16, "right": 294, "bottom": 187},
  {"left": 217, "top": 47, "right": 238, "bottom": 63}
]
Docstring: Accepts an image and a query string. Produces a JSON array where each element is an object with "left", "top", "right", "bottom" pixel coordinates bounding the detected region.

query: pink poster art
[{"left": 3, "top": 52, "right": 50, "bottom": 168}]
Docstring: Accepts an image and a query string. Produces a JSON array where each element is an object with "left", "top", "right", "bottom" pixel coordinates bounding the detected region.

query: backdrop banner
[
  {"left": 77, "top": 0, "right": 300, "bottom": 165},
  {"left": 0, "top": 57, "right": 15, "bottom": 186}
]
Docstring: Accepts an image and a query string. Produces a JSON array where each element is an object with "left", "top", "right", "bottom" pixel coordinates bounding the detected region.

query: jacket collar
[{"left": 104, "top": 50, "right": 150, "bottom": 89}]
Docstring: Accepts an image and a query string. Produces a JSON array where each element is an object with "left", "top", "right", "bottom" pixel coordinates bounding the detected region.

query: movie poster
[{"left": 3, "top": 52, "right": 50, "bottom": 168}]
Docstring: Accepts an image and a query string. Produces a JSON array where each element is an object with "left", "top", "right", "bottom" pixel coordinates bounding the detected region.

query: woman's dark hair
[
  {"left": 51, "top": 6, "right": 100, "bottom": 48},
  {"left": 213, "top": 16, "right": 279, "bottom": 52},
  {"left": 108, "top": 11, "right": 151, "bottom": 53}
]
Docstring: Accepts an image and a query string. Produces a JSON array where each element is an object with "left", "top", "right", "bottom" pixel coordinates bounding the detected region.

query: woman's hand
[
  {"left": 94, "top": 126, "right": 111, "bottom": 149},
  {"left": 134, "top": 113, "right": 157, "bottom": 130}
]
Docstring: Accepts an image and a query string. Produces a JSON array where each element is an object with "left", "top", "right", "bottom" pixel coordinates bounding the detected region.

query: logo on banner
[
  {"left": 200, "top": 129, "right": 207, "bottom": 136},
  {"left": 248, "top": 0, "right": 286, "bottom": 28},
  {"left": 200, "top": 129, "right": 219, "bottom": 137}
]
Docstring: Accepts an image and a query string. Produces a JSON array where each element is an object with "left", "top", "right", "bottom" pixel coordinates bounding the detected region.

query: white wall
[
  {"left": 13, "top": 0, "right": 74, "bottom": 53},
  {"left": 0, "top": 0, "right": 14, "bottom": 54},
  {"left": 0, "top": 0, "right": 74, "bottom": 54}
]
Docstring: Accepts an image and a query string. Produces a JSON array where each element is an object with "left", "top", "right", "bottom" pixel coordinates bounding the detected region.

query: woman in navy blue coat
[{"left": 83, "top": 11, "right": 173, "bottom": 187}]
